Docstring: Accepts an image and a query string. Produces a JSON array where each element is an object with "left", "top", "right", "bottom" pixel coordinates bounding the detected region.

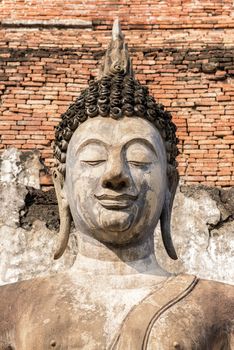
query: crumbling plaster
[{"left": 0, "top": 148, "right": 233, "bottom": 285}]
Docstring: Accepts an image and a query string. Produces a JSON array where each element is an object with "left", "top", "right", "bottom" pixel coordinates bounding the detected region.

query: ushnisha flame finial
[
  {"left": 98, "top": 19, "right": 134, "bottom": 79},
  {"left": 112, "top": 17, "right": 124, "bottom": 40}
]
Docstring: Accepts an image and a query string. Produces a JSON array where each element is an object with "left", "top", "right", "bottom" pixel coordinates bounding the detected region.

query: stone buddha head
[{"left": 53, "top": 20, "right": 179, "bottom": 261}]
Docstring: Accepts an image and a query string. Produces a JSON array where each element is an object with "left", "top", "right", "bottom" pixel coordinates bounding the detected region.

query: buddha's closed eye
[
  {"left": 78, "top": 140, "right": 156, "bottom": 168},
  {"left": 127, "top": 160, "right": 152, "bottom": 168},
  {"left": 81, "top": 160, "right": 106, "bottom": 166},
  {"left": 126, "top": 142, "right": 156, "bottom": 168},
  {"left": 78, "top": 142, "right": 107, "bottom": 166}
]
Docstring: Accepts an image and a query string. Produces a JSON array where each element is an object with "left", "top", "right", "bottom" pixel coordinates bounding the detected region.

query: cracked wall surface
[
  {"left": 0, "top": 1, "right": 234, "bottom": 187},
  {"left": 0, "top": 148, "right": 233, "bottom": 286},
  {"left": 155, "top": 186, "right": 234, "bottom": 283}
]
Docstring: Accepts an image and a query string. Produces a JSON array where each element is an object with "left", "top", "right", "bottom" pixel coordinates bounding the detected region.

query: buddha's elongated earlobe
[
  {"left": 160, "top": 167, "right": 179, "bottom": 260},
  {"left": 52, "top": 168, "right": 72, "bottom": 260}
]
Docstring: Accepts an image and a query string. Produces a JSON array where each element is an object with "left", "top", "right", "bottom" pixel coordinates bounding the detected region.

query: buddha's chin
[
  {"left": 96, "top": 210, "right": 136, "bottom": 243},
  {"left": 101, "top": 211, "right": 134, "bottom": 231}
]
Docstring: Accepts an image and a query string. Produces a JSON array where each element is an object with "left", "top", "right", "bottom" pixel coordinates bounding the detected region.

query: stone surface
[
  {"left": 0, "top": 148, "right": 42, "bottom": 228},
  {"left": 1, "top": 19, "right": 92, "bottom": 27},
  {"left": 155, "top": 188, "right": 234, "bottom": 284},
  {"left": 0, "top": 21, "right": 234, "bottom": 348},
  {"left": 0, "top": 147, "right": 42, "bottom": 189},
  {"left": 0, "top": 148, "right": 233, "bottom": 285},
  {"left": 0, "top": 148, "right": 77, "bottom": 285},
  {"left": 0, "top": 1, "right": 234, "bottom": 187}
]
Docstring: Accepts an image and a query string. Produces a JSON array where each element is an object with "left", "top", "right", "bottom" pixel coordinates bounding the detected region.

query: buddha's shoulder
[
  {"left": 189, "top": 276, "right": 234, "bottom": 310},
  {"left": 0, "top": 271, "right": 72, "bottom": 290},
  {"left": 0, "top": 272, "right": 74, "bottom": 311},
  {"left": 147, "top": 275, "right": 234, "bottom": 349},
  {"left": 167, "top": 275, "right": 234, "bottom": 317},
  {"left": 158, "top": 273, "right": 233, "bottom": 306}
]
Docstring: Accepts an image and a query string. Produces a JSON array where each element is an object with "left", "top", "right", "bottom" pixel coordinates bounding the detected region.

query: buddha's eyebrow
[
  {"left": 124, "top": 138, "right": 157, "bottom": 156},
  {"left": 76, "top": 139, "right": 107, "bottom": 154}
]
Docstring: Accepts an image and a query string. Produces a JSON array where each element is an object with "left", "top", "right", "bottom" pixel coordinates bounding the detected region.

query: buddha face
[{"left": 65, "top": 116, "right": 167, "bottom": 245}]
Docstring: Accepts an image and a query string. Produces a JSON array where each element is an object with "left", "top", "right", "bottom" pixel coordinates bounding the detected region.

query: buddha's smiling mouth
[{"left": 94, "top": 193, "right": 138, "bottom": 210}]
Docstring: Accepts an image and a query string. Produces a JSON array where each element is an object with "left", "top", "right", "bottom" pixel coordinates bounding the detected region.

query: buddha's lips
[{"left": 94, "top": 193, "right": 138, "bottom": 209}]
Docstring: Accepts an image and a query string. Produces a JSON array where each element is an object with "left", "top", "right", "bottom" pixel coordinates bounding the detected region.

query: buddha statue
[{"left": 0, "top": 20, "right": 233, "bottom": 350}]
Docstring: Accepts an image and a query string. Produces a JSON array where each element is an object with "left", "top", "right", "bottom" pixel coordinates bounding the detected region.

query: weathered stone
[
  {"left": 220, "top": 187, "right": 234, "bottom": 215},
  {"left": 1, "top": 18, "right": 92, "bottom": 28},
  {"left": 0, "top": 148, "right": 42, "bottom": 189},
  {"left": 202, "top": 62, "right": 217, "bottom": 74},
  {"left": 0, "top": 148, "right": 77, "bottom": 285},
  {"left": 0, "top": 222, "right": 77, "bottom": 285},
  {"left": 0, "top": 21, "right": 233, "bottom": 349},
  {"left": 155, "top": 187, "right": 234, "bottom": 284},
  {"left": 1, "top": 150, "right": 233, "bottom": 285},
  {"left": 0, "top": 182, "right": 27, "bottom": 228},
  {"left": 20, "top": 188, "right": 60, "bottom": 231},
  {"left": 212, "top": 71, "right": 227, "bottom": 81},
  {"left": 0, "top": 148, "right": 43, "bottom": 228}
]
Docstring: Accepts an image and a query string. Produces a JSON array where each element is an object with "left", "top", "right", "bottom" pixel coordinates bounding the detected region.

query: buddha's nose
[{"left": 101, "top": 155, "right": 130, "bottom": 191}]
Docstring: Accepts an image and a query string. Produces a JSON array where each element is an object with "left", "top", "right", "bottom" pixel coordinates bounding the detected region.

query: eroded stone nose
[
  {"left": 102, "top": 173, "right": 129, "bottom": 191},
  {"left": 101, "top": 154, "right": 130, "bottom": 191}
]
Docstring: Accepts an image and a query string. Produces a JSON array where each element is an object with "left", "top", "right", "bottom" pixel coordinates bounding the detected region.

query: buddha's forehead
[{"left": 68, "top": 116, "right": 164, "bottom": 152}]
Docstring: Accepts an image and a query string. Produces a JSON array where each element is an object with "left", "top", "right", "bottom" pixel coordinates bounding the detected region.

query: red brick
[
  {"left": 0, "top": 3, "right": 234, "bottom": 187},
  {"left": 40, "top": 174, "right": 53, "bottom": 186},
  {"left": 217, "top": 95, "right": 231, "bottom": 102},
  {"left": 1, "top": 135, "right": 16, "bottom": 140}
]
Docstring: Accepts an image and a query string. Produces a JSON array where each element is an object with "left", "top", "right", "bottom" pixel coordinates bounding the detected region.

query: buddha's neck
[{"left": 71, "top": 231, "right": 168, "bottom": 278}]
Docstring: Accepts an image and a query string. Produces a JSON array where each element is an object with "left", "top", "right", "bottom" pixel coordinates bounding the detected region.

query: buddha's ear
[
  {"left": 160, "top": 165, "right": 179, "bottom": 260},
  {"left": 52, "top": 168, "right": 72, "bottom": 260}
]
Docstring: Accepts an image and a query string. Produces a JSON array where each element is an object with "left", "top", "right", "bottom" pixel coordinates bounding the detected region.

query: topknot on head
[
  {"left": 54, "top": 73, "right": 179, "bottom": 175},
  {"left": 54, "top": 20, "right": 179, "bottom": 176},
  {"left": 98, "top": 19, "right": 134, "bottom": 79}
]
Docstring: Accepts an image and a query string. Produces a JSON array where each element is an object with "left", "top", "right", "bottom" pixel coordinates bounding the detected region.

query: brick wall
[{"left": 0, "top": 1, "right": 233, "bottom": 186}]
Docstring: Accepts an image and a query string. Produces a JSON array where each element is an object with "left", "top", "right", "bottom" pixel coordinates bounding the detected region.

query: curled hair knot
[{"left": 54, "top": 73, "right": 179, "bottom": 176}]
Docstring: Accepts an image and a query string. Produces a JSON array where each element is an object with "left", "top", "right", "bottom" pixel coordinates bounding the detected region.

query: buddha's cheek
[
  {"left": 141, "top": 169, "right": 166, "bottom": 225},
  {"left": 67, "top": 173, "right": 97, "bottom": 229},
  {"left": 74, "top": 173, "right": 99, "bottom": 205}
]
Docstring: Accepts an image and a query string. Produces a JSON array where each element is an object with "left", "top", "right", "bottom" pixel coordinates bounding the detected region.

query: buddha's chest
[
  {"left": 2, "top": 280, "right": 229, "bottom": 350},
  {"left": 19, "top": 316, "right": 107, "bottom": 350},
  {"left": 16, "top": 285, "right": 152, "bottom": 350}
]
